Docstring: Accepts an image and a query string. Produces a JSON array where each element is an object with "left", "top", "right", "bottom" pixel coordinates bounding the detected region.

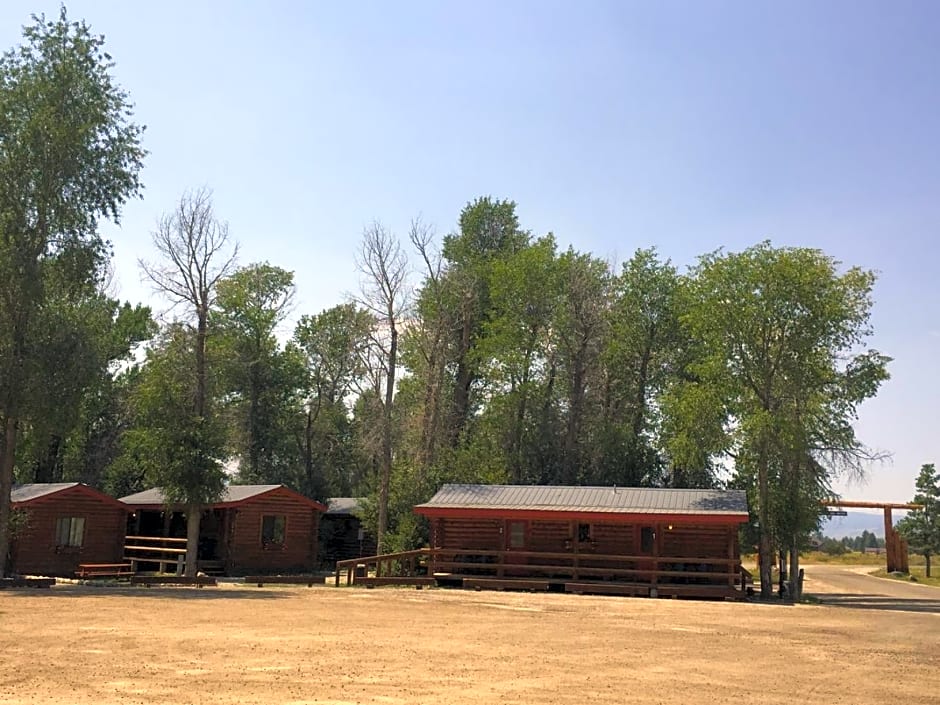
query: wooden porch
[{"left": 335, "top": 548, "right": 748, "bottom": 599}]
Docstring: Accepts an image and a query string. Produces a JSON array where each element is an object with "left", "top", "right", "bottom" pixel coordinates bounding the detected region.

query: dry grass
[{"left": 873, "top": 565, "right": 940, "bottom": 588}]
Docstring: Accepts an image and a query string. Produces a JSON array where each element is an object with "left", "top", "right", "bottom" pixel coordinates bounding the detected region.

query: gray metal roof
[
  {"left": 415, "top": 484, "right": 748, "bottom": 516},
  {"left": 326, "top": 497, "right": 363, "bottom": 515},
  {"left": 120, "top": 485, "right": 283, "bottom": 506},
  {"left": 11, "top": 483, "right": 80, "bottom": 503}
]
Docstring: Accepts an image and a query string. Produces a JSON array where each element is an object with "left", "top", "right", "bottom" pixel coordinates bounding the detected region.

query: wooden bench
[
  {"left": 130, "top": 575, "right": 217, "bottom": 588},
  {"left": 76, "top": 563, "right": 134, "bottom": 579}
]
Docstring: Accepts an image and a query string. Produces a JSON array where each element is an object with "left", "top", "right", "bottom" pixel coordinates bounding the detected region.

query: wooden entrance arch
[{"left": 824, "top": 500, "right": 921, "bottom": 573}]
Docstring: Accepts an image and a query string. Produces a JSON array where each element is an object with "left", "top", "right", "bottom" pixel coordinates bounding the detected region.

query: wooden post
[
  {"left": 884, "top": 507, "right": 897, "bottom": 573},
  {"left": 428, "top": 520, "right": 440, "bottom": 577},
  {"left": 651, "top": 525, "right": 659, "bottom": 588},
  {"left": 571, "top": 520, "right": 579, "bottom": 581},
  {"left": 727, "top": 526, "right": 736, "bottom": 591},
  {"left": 899, "top": 536, "right": 910, "bottom": 573}
]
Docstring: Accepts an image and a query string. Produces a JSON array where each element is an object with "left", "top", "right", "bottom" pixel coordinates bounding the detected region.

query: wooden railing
[
  {"left": 335, "top": 549, "right": 428, "bottom": 587},
  {"left": 336, "top": 548, "right": 747, "bottom": 591},
  {"left": 123, "top": 535, "right": 188, "bottom": 575}
]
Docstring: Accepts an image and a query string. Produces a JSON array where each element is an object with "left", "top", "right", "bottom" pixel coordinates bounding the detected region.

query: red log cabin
[
  {"left": 119, "top": 485, "right": 327, "bottom": 576},
  {"left": 9, "top": 483, "right": 128, "bottom": 577},
  {"left": 414, "top": 484, "right": 751, "bottom": 598}
]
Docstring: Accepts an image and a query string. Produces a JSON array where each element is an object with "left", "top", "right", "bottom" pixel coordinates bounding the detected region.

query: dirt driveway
[
  {"left": 805, "top": 564, "right": 940, "bottom": 613},
  {"left": 1, "top": 582, "right": 938, "bottom": 705}
]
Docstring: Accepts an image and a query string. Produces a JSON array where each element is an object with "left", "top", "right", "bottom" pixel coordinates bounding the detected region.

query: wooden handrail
[
  {"left": 334, "top": 546, "right": 742, "bottom": 587},
  {"left": 123, "top": 545, "right": 188, "bottom": 554},
  {"left": 124, "top": 535, "right": 188, "bottom": 544},
  {"left": 336, "top": 549, "right": 427, "bottom": 569}
]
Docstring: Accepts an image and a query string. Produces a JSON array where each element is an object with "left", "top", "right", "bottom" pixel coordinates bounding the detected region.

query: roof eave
[{"left": 413, "top": 506, "right": 749, "bottom": 524}]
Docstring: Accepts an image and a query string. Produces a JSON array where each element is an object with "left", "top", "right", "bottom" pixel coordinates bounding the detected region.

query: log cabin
[
  {"left": 414, "top": 484, "right": 750, "bottom": 598},
  {"left": 320, "top": 498, "right": 377, "bottom": 566},
  {"left": 9, "top": 483, "right": 128, "bottom": 577},
  {"left": 119, "top": 485, "right": 327, "bottom": 576}
]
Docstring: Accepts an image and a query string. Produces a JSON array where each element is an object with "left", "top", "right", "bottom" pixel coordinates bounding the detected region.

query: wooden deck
[{"left": 335, "top": 548, "right": 747, "bottom": 599}]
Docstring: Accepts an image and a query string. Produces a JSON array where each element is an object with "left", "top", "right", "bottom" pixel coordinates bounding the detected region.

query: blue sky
[{"left": 2, "top": 1, "right": 937, "bottom": 502}]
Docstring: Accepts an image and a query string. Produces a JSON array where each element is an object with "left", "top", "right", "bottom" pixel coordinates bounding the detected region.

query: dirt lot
[{"left": 1, "top": 582, "right": 937, "bottom": 705}]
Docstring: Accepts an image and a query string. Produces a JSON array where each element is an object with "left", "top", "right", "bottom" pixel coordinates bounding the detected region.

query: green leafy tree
[
  {"left": 670, "top": 243, "right": 890, "bottom": 597},
  {"left": 478, "top": 235, "right": 562, "bottom": 482},
  {"left": 119, "top": 325, "right": 227, "bottom": 540},
  {"left": 293, "top": 302, "right": 373, "bottom": 498},
  {"left": 601, "top": 248, "right": 684, "bottom": 487},
  {"left": 0, "top": 9, "right": 145, "bottom": 576},
  {"left": 441, "top": 197, "right": 529, "bottom": 441},
  {"left": 553, "top": 249, "right": 610, "bottom": 484},
  {"left": 18, "top": 294, "right": 154, "bottom": 484},
  {"left": 898, "top": 463, "right": 940, "bottom": 577},
  {"left": 215, "top": 263, "right": 298, "bottom": 483}
]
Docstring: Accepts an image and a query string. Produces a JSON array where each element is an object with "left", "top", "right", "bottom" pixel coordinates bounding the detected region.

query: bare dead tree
[
  {"left": 409, "top": 217, "right": 450, "bottom": 477},
  {"left": 355, "top": 221, "right": 409, "bottom": 552},
  {"left": 139, "top": 187, "right": 238, "bottom": 576}
]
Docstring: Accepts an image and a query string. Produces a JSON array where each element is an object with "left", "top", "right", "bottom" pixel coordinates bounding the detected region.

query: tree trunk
[
  {"left": 563, "top": 338, "right": 588, "bottom": 485},
  {"left": 195, "top": 310, "right": 208, "bottom": 418},
  {"left": 631, "top": 330, "right": 654, "bottom": 440},
  {"left": 789, "top": 541, "right": 801, "bottom": 601},
  {"left": 926, "top": 553, "right": 931, "bottom": 579},
  {"left": 377, "top": 320, "right": 397, "bottom": 553},
  {"left": 0, "top": 416, "right": 18, "bottom": 578},
  {"left": 758, "top": 444, "right": 773, "bottom": 599},
  {"left": 185, "top": 503, "right": 201, "bottom": 577},
  {"left": 452, "top": 311, "right": 474, "bottom": 444}
]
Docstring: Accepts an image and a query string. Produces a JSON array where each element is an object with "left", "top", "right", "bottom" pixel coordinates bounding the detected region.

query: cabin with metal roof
[
  {"left": 407, "top": 484, "right": 751, "bottom": 598},
  {"left": 8, "top": 483, "right": 128, "bottom": 577},
  {"left": 319, "top": 498, "right": 376, "bottom": 566},
  {"left": 119, "top": 485, "right": 327, "bottom": 576}
]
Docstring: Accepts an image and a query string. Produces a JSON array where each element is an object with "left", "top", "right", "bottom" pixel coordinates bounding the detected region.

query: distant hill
[{"left": 821, "top": 510, "right": 910, "bottom": 538}]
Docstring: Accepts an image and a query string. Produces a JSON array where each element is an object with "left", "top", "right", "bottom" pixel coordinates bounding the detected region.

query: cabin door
[
  {"left": 504, "top": 520, "right": 527, "bottom": 576},
  {"left": 638, "top": 526, "right": 656, "bottom": 583}
]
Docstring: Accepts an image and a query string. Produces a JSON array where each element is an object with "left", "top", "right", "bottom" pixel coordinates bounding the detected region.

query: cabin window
[
  {"left": 578, "top": 523, "right": 592, "bottom": 542},
  {"left": 640, "top": 526, "right": 655, "bottom": 554},
  {"left": 55, "top": 517, "right": 85, "bottom": 548},
  {"left": 508, "top": 521, "right": 526, "bottom": 549},
  {"left": 261, "top": 515, "right": 286, "bottom": 547}
]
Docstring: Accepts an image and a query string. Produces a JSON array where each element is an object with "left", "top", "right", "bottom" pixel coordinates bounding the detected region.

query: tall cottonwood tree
[
  {"left": 215, "top": 263, "right": 296, "bottom": 483},
  {"left": 0, "top": 10, "right": 145, "bottom": 576},
  {"left": 293, "top": 303, "right": 373, "bottom": 498},
  {"left": 356, "top": 222, "right": 409, "bottom": 552},
  {"left": 139, "top": 188, "right": 237, "bottom": 576},
  {"left": 671, "top": 243, "right": 889, "bottom": 598}
]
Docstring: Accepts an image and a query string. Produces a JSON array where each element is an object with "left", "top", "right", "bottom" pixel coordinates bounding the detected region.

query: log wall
[
  {"left": 11, "top": 489, "right": 127, "bottom": 577},
  {"left": 227, "top": 489, "right": 320, "bottom": 575}
]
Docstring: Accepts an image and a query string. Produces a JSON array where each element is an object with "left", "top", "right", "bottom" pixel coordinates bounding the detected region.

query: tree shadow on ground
[
  {"left": 812, "top": 593, "right": 940, "bottom": 615},
  {"left": 0, "top": 585, "right": 300, "bottom": 600}
]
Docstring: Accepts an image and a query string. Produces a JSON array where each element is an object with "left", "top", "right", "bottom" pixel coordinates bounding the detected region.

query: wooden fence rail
[
  {"left": 123, "top": 535, "right": 188, "bottom": 574},
  {"left": 336, "top": 548, "right": 747, "bottom": 592}
]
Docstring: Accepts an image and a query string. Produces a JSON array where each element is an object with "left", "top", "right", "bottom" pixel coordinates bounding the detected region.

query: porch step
[
  {"left": 462, "top": 578, "right": 550, "bottom": 592},
  {"left": 565, "top": 581, "right": 651, "bottom": 596},
  {"left": 355, "top": 576, "right": 436, "bottom": 587}
]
